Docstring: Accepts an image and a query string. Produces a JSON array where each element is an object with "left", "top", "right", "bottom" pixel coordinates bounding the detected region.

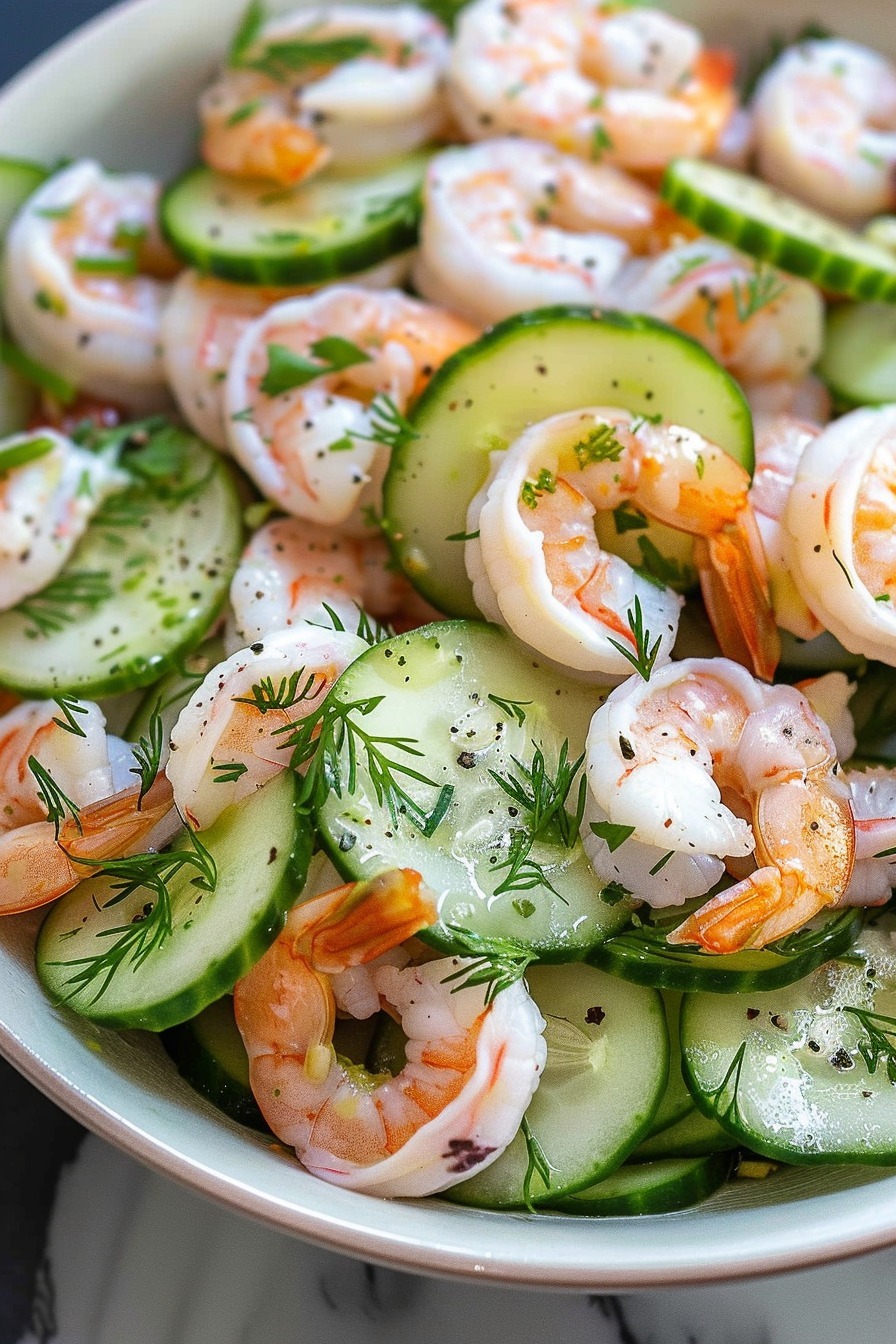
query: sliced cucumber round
[
  {"left": 383, "top": 306, "right": 753, "bottom": 618},
  {"left": 313, "top": 620, "right": 629, "bottom": 959},
  {"left": 0, "top": 426, "right": 242, "bottom": 697},
  {"left": 0, "top": 156, "right": 46, "bottom": 238},
  {"left": 163, "top": 994, "right": 268, "bottom": 1131},
  {"left": 645, "top": 992, "right": 692, "bottom": 1136},
  {"left": 777, "top": 629, "right": 864, "bottom": 674},
  {"left": 0, "top": 358, "right": 35, "bottom": 437},
  {"left": 548, "top": 1153, "right": 733, "bottom": 1216},
  {"left": 124, "top": 634, "right": 228, "bottom": 753},
  {"left": 161, "top": 153, "right": 428, "bottom": 286},
  {"left": 446, "top": 963, "right": 667, "bottom": 1208},
  {"left": 632, "top": 1105, "right": 738, "bottom": 1160},
  {"left": 661, "top": 158, "right": 896, "bottom": 301},
  {"left": 588, "top": 904, "right": 860, "bottom": 994},
  {"left": 818, "top": 302, "right": 896, "bottom": 408},
  {"left": 680, "top": 915, "right": 896, "bottom": 1163},
  {"left": 36, "top": 771, "right": 313, "bottom": 1031},
  {"left": 850, "top": 661, "right": 896, "bottom": 765}
]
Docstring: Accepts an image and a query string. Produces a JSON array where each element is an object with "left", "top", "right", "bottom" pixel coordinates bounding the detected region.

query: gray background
[{"left": 2, "top": 1, "right": 117, "bottom": 87}]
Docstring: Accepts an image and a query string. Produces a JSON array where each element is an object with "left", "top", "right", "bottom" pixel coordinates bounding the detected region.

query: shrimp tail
[
  {"left": 201, "top": 115, "right": 330, "bottom": 187},
  {"left": 666, "top": 865, "right": 817, "bottom": 953},
  {"left": 694, "top": 508, "right": 781, "bottom": 682},
  {"left": 297, "top": 869, "right": 438, "bottom": 974}
]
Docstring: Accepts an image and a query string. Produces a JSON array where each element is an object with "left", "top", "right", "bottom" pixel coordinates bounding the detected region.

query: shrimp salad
[{"left": 7, "top": 0, "right": 896, "bottom": 1217}]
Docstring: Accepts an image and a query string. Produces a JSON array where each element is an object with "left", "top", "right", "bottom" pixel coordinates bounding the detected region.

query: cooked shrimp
[
  {"left": 448, "top": 0, "right": 735, "bottom": 173},
  {"left": 612, "top": 239, "right": 825, "bottom": 386},
  {"left": 234, "top": 868, "right": 546, "bottom": 1195},
  {"left": 795, "top": 671, "right": 857, "bottom": 765},
  {"left": 784, "top": 405, "right": 896, "bottom": 667},
  {"left": 0, "top": 699, "right": 176, "bottom": 914},
  {"left": 752, "top": 38, "right": 896, "bottom": 225},
  {"left": 748, "top": 414, "right": 826, "bottom": 642},
  {"left": 166, "top": 625, "right": 366, "bottom": 831},
  {"left": 2, "top": 160, "right": 178, "bottom": 412},
  {"left": 224, "top": 286, "right": 477, "bottom": 525},
  {"left": 200, "top": 4, "right": 449, "bottom": 186},
  {"left": 0, "top": 429, "right": 127, "bottom": 610},
  {"left": 161, "top": 262, "right": 420, "bottom": 451},
  {"left": 839, "top": 767, "right": 896, "bottom": 907},
  {"left": 745, "top": 374, "right": 831, "bottom": 424},
  {"left": 227, "top": 516, "right": 438, "bottom": 650},
  {"left": 584, "top": 657, "right": 855, "bottom": 952},
  {"left": 466, "top": 408, "right": 779, "bottom": 681},
  {"left": 415, "top": 138, "right": 662, "bottom": 326}
]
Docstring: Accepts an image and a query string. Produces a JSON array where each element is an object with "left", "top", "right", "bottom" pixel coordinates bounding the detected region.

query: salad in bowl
[{"left": 3, "top": 0, "right": 896, "bottom": 1286}]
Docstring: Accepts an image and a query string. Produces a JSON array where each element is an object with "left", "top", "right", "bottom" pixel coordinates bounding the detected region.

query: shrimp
[
  {"left": 784, "top": 405, "right": 896, "bottom": 667},
  {"left": 447, "top": 0, "right": 736, "bottom": 173},
  {"left": 414, "top": 138, "right": 664, "bottom": 327},
  {"left": 0, "top": 699, "right": 177, "bottom": 914},
  {"left": 226, "top": 516, "right": 439, "bottom": 651},
  {"left": 200, "top": 4, "right": 449, "bottom": 186},
  {"left": 466, "top": 408, "right": 779, "bottom": 681},
  {"left": 752, "top": 38, "right": 896, "bottom": 225},
  {"left": 234, "top": 868, "right": 546, "bottom": 1196},
  {"left": 611, "top": 239, "right": 825, "bottom": 387},
  {"left": 839, "top": 767, "right": 896, "bottom": 907},
  {"left": 748, "top": 414, "right": 826, "bottom": 643},
  {"left": 161, "top": 262, "right": 420, "bottom": 451},
  {"left": 2, "top": 160, "right": 178, "bottom": 412},
  {"left": 584, "top": 657, "right": 855, "bottom": 952},
  {"left": 0, "top": 429, "right": 127, "bottom": 610},
  {"left": 166, "top": 625, "right": 367, "bottom": 831},
  {"left": 224, "top": 286, "right": 477, "bottom": 526}
]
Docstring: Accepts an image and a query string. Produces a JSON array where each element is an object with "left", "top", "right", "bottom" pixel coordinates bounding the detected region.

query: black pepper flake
[
  {"left": 807, "top": 1039, "right": 821, "bottom": 1053},
  {"left": 585, "top": 1005, "right": 605, "bottom": 1026},
  {"left": 746, "top": 1007, "right": 760, "bottom": 1020},
  {"left": 250, "top": 642, "right": 264, "bottom": 654},
  {"left": 338, "top": 833, "right": 356, "bottom": 852},
  {"left": 619, "top": 734, "right": 635, "bottom": 760},
  {"left": 456, "top": 751, "right": 477, "bottom": 770},
  {"left": 267, "top": 848, "right": 278, "bottom": 865},
  {"left": 829, "top": 1048, "right": 854, "bottom": 1071}
]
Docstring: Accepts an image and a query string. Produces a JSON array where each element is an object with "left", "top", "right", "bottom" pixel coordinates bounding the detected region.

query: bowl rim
[{"left": 3, "top": 0, "right": 896, "bottom": 1292}]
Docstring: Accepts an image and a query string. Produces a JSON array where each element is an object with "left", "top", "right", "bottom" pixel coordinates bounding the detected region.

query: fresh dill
[
  {"left": 129, "top": 707, "right": 165, "bottom": 804},
  {"left": 519, "top": 468, "right": 557, "bottom": 510},
  {"left": 15, "top": 569, "right": 114, "bottom": 637},
  {"left": 648, "top": 849, "right": 675, "bottom": 876},
  {"left": 212, "top": 761, "right": 250, "bottom": 784},
  {"left": 599, "top": 880, "right": 632, "bottom": 905},
  {"left": 445, "top": 529, "right": 480, "bottom": 541},
  {"left": 843, "top": 1007, "right": 896, "bottom": 1083},
  {"left": 52, "top": 694, "right": 89, "bottom": 739},
  {"left": 236, "top": 28, "right": 380, "bottom": 81},
  {"left": 706, "top": 1040, "right": 748, "bottom": 1127},
  {"left": 260, "top": 336, "right": 372, "bottom": 396},
  {"left": 612, "top": 501, "right": 649, "bottom": 534},
  {"left": 731, "top": 266, "right": 787, "bottom": 323},
  {"left": 355, "top": 393, "right": 420, "bottom": 452},
  {"left": 487, "top": 694, "right": 532, "bottom": 727},
  {"left": 488, "top": 740, "right": 586, "bottom": 897},
  {"left": 589, "top": 820, "right": 635, "bottom": 852},
  {"left": 0, "top": 338, "right": 76, "bottom": 405},
  {"left": 572, "top": 422, "right": 625, "bottom": 468},
  {"left": 440, "top": 926, "right": 534, "bottom": 1005},
  {"left": 634, "top": 535, "right": 687, "bottom": 589},
  {"left": 0, "top": 435, "right": 56, "bottom": 476},
  {"left": 607, "top": 595, "right": 662, "bottom": 680},
  {"left": 28, "top": 757, "right": 81, "bottom": 840},
  {"left": 52, "top": 832, "right": 217, "bottom": 1002},
  {"left": 228, "top": 0, "right": 268, "bottom": 64},
  {"left": 668, "top": 252, "right": 712, "bottom": 285},
  {"left": 232, "top": 668, "right": 325, "bottom": 714},
  {"left": 312, "top": 602, "right": 394, "bottom": 647},
  {"left": 589, "top": 124, "right": 614, "bottom": 162},
  {"left": 521, "top": 1116, "right": 553, "bottom": 1210}
]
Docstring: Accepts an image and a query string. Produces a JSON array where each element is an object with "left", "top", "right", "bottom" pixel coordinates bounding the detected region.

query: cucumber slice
[
  {"left": 163, "top": 994, "right": 268, "bottom": 1131},
  {"left": 365, "top": 1012, "right": 408, "bottom": 1075},
  {"left": 161, "top": 153, "right": 428, "bottom": 286},
  {"left": 36, "top": 771, "right": 313, "bottom": 1031},
  {"left": 0, "top": 359, "right": 34, "bottom": 436},
  {"left": 777, "top": 629, "right": 864, "bottom": 674},
  {"left": 632, "top": 1105, "right": 737, "bottom": 1160},
  {"left": 313, "top": 620, "right": 629, "bottom": 958},
  {"left": 124, "top": 635, "right": 228, "bottom": 749},
  {"left": 850, "top": 661, "right": 896, "bottom": 765},
  {"left": 818, "top": 302, "right": 896, "bottom": 409},
  {"left": 549, "top": 1152, "right": 733, "bottom": 1216},
  {"left": 0, "top": 426, "right": 242, "bottom": 697},
  {"left": 446, "top": 963, "right": 667, "bottom": 1208},
  {"left": 588, "top": 903, "right": 860, "bottom": 994},
  {"left": 680, "top": 915, "right": 896, "bottom": 1163},
  {"left": 661, "top": 158, "right": 896, "bottom": 301},
  {"left": 0, "top": 156, "right": 46, "bottom": 238},
  {"left": 645, "top": 993, "right": 692, "bottom": 1136},
  {"left": 384, "top": 306, "right": 753, "bottom": 617}
]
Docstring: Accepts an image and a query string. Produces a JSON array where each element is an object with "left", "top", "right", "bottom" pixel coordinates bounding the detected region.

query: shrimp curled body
[
  {"left": 234, "top": 868, "right": 546, "bottom": 1196},
  {"left": 584, "top": 657, "right": 855, "bottom": 951}
]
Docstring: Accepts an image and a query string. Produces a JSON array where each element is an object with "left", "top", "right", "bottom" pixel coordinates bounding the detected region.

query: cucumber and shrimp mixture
[{"left": 7, "top": 0, "right": 896, "bottom": 1215}]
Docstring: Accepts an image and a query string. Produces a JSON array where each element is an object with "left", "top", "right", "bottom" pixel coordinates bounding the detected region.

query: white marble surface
[{"left": 16, "top": 1133, "right": 896, "bottom": 1344}]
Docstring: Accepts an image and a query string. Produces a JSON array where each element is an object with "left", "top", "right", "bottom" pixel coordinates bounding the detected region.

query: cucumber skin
[
  {"left": 384, "top": 305, "right": 754, "bottom": 619},
  {"left": 163, "top": 1004, "right": 270, "bottom": 1133},
  {"left": 160, "top": 165, "right": 423, "bottom": 287},
  {"left": 632, "top": 1107, "right": 738, "bottom": 1160},
  {"left": 36, "top": 775, "right": 314, "bottom": 1032},
  {"left": 548, "top": 1152, "right": 734, "bottom": 1216},
  {"left": 586, "top": 908, "right": 861, "bottom": 995}
]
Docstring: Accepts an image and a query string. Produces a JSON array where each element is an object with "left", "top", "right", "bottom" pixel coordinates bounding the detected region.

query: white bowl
[{"left": 2, "top": 0, "right": 896, "bottom": 1291}]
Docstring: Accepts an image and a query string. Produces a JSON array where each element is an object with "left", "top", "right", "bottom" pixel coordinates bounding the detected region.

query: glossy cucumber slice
[
  {"left": 819, "top": 302, "right": 896, "bottom": 408},
  {"left": 446, "top": 963, "right": 667, "bottom": 1208},
  {"left": 36, "top": 771, "right": 313, "bottom": 1031},
  {"left": 383, "top": 306, "right": 753, "bottom": 617},
  {"left": 163, "top": 994, "right": 268, "bottom": 1131},
  {"left": 161, "top": 153, "right": 428, "bottom": 286},
  {"left": 680, "top": 915, "right": 896, "bottom": 1163},
  {"left": 588, "top": 904, "right": 860, "bottom": 994},
  {"left": 548, "top": 1152, "right": 733, "bottom": 1216},
  {"left": 0, "top": 155, "right": 46, "bottom": 238},
  {"left": 632, "top": 1105, "right": 737, "bottom": 1160},
  {"left": 661, "top": 158, "right": 896, "bottom": 301},
  {"left": 644, "top": 992, "right": 692, "bottom": 1136},
  {"left": 0, "top": 425, "right": 242, "bottom": 697},
  {"left": 124, "top": 635, "right": 228, "bottom": 752},
  {"left": 313, "top": 620, "right": 629, "bottom": 958}
]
